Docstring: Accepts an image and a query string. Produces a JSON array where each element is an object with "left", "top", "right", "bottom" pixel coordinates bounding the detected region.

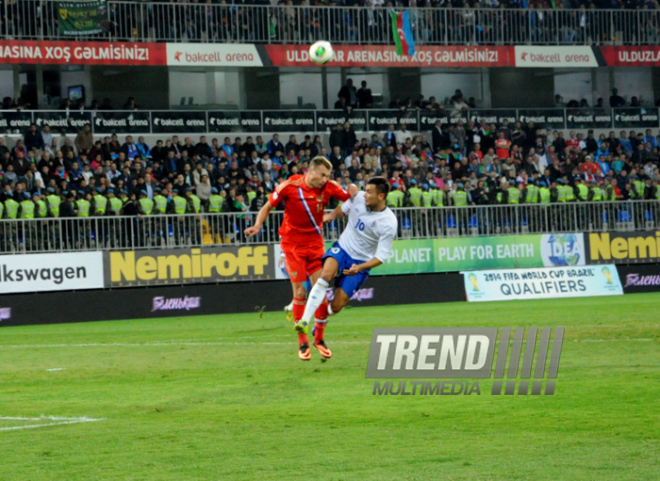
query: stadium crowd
[
  {"left": 2, "top": 113, "right": 660, "bottom": 217},
  {"left": 2, "top": 0, "right": 659, "bottom": 45}
]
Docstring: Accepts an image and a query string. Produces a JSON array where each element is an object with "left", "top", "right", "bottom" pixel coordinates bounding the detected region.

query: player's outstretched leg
[
  {"left": 312, "top": 300, "right": 332, "bottom": 358},
  {"left": 295, "top": 278, "right": 329, "bottom": 335},
  {"left": 292, "top": 296, "right": 311, "bottom": 360}
]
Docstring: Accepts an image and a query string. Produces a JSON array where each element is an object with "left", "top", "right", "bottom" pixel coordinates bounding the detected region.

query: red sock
[
  {"left": 293, "top": 297, "right": 306, "bottom": 323},
  {"left": 293, "top": 297, "right": 308, "bottom": 346},
  {"left": 314, "top": 322, "right": 326, "bottom": 344}
]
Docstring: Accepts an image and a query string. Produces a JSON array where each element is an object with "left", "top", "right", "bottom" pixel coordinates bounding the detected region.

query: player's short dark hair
[{"left": 368, "top": 177, "right": 390, "bottom": 196}]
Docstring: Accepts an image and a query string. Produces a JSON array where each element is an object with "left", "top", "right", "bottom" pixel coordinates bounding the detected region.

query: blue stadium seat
[
  {"left": 618, "top": 210, "right": 631, "bottom": 223},
  {"left": 402, "top": 217, "right": 412, "bottom": 230},
  {"left": 446, "top": 216, "right": 457, "bottom": 229},
  {"left": 468, "top": 216, "right": 478, "bottom": 228},
  {"left": 601, "top": 211, "right": 609, "bottom": 223},
  {"left": 645, "top": 210, "right": 653, "bottom": 222}
]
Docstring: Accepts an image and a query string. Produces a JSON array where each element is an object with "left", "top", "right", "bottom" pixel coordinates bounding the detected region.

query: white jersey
[{"left": 338, "top": 192, "right": 398, "bottom": 263}]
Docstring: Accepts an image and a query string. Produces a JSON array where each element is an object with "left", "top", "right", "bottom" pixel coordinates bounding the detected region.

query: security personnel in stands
[
  {"left": 539, "top": 181, "right": 551, "bottom": 204},
  {"left": 93, "top": 188, "right": 108, "bottom": 216},
  {"left": 590, "top": 180, "right": 602, "bottom": 202},
  {"left": 33, "top": 191, "right": 48, "bottom": 250},
  {"left": 431, "top": 182, "right": 445, "bottom": 207},
  {"left": 452, "top": 182, "right": 469, "bottom": 207},
  {"left": 118, "top": 189, "right": 129, "bottom": 206},
  {"left": 524, "top": 180, "right": 539, "bottom": 204},
  {"left": 246, "top": 184, "right": 257, "bottom": 207},
  {"left": 207, "top": 187, "right": 224, "bottom": 243},
  {"left": 208, "top": 187, "right": 223, "bottom": 213},
  {"left": 153, "top": 187, "right": 168, "bottom": 214},
  {"left": 564, "top": 177, "right": 576, "bottom": 203},
  {"left": 151, "top": 186, "right": 168, "bottom": 246},
  {"left": 76, "top": 191, "right": 91, "bottom": 218},
  {"left": 60, "top": 191, "right": 77, "bottom": 249},
  {"left": 77, "top": 190, "right": 93, "bottom": 248},
  {"left": 18, "top": 192, "right": 35, "bottom": 250},
  {"left": 106, "top": 189, "right": 123, "bottom": 248},
  {"left": 555, "top": 179, "right": 566, "bottom": 203},
  {"left": 507, "top": 179, "right": 521, "bottom": 205},
  {"left": 19, "top": 191, "right": 35, "bottom": 219},
  {"left": 386, "top": 183, "right": 404, "bottom": 208},
  {"left": 169, "top": 188, "right": 189, "bottom": 245},
  {"left": 421, "top": 183, "right": 433, "bottom": 208},
  {"left": 4, "top": 192, "right": 19, "bottom": 250},
  {"left": 185, "top": 186, "right": 201, "bottom": 244},
  {"left": 630, "top": 175, "right": 645, "bottom": 200},
  {"left": 46, "top": 187, "right": 60, "bottom": 217},
  {"left": 138, "top": 190, "right": 154, "bottom": 247},
  {"left": 407, "top": 179, "right": 422, "bottom": 208},
  {"left": 575, "top": 178, "right": 589, "bottom": 202}
]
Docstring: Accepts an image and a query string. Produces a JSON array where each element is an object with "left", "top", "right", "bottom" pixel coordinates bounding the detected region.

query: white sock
[
  {"left": 301, "top": 278, "right": 329, "bottom": 324},
  {"left": 327, "top": 303, "right": 335, "bottom": 317}
]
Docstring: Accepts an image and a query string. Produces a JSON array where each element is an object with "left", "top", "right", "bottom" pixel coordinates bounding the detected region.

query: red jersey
[
  {"left": 269, "top": 175, "right": 350, "bottom": 241},
  {"left": 567, "top": 138, "right": 579, "bottom": 148},
  {"left": 495, "top": 139, "right": 511, "bottom": 160}
]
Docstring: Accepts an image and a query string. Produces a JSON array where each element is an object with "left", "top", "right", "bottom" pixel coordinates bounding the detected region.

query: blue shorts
[{"left": 322, "top": 242, "right": 370, "bottom": 298}]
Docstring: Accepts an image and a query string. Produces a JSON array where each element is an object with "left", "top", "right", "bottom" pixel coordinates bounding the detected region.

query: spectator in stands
[
  {"left": 357, "top": 81, "right": 374, "bottom": 109},
  {"left": 338, "top": 79, "right": 358, "bottom": 108},
  {"left": 123, "top": 97, "right": 138, "bottom": 110},
  {"left": 24, "top": 123, "right": 44, "bottom": 154},
  {"left": 267, "top": 134, "right": 284, "bottom": 156},
  {"left": 610, "top": 88, "right": 626, "bottom": 108}
]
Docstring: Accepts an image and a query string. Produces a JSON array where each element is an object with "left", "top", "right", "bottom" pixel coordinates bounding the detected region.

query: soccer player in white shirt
[{"left": 295, "top": 177, "right": 398, "bottom": 359}]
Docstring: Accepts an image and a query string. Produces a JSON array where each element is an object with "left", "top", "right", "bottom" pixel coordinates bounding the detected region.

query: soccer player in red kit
[{"left": 245, "top": 157, "right": 356, "bottom": 361}]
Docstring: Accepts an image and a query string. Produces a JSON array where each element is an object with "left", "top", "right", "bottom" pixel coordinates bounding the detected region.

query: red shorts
[{"left": 281, "top": 238, "right": 325, "bottom": 283}]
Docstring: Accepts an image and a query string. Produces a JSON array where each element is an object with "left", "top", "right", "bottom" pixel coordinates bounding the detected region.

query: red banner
[
  {"left": 0, "top": 42, "right": 658, "bottom": 68},
  {"left": 600, "top": 47, "right": 660, "bottom": 66},
  {"left": 0, "top": 40, "right": 165, "bottom": 66},
  {"left": 266, "top": 45, "right": 514, "bottom": 68}
]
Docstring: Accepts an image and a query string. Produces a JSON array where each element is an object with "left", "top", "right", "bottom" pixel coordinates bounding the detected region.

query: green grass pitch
[{"left": 1, "top": 293, "right": 659, "bottom": 481}]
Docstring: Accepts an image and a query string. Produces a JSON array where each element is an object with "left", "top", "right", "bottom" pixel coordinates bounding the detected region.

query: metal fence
[
  {"left": 2, "top": 1, "right": 660, "bottom": 46},
  {"left": 2, "top": 200, "right": 658, "bottom": 255}
]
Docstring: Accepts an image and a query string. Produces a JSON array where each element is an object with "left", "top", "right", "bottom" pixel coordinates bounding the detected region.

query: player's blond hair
[{"left": 310, "top": 156, "right": 332, "bottom": 171}]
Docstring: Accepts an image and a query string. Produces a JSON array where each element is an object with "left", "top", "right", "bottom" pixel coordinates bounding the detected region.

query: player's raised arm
[
  {"left": 244, "top": 200, "right": 274, "bottom": 237},
  {"left": 323, "top": 204, "right": 345, "bottom": 223}
]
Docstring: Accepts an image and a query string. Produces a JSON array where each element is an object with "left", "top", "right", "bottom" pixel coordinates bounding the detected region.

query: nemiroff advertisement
[{"left": 104, "top": 246, "right": 274, "bottom": 287}]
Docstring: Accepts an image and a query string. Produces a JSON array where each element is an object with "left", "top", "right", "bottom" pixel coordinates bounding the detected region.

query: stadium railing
[
  {"left": 1, "top": 108, "right": 658, "bottom": 136},
  {"left": 3, "top": 1, "right": 660, "bottom": 46},
  {"left": 2, "top": 200, "right": 658, "bottom": 254}
]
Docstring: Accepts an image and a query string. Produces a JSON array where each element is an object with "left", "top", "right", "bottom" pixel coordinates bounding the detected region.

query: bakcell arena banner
[{"left": 2, "top": 41, "right": 660, "bottom": 67}]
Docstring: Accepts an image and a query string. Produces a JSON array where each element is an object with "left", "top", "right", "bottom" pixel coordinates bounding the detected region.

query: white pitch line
[
  {"left": 0, "top": 415, "right": 104, "bottom": 432},
  {"left": 573, "top": 338, "right": 654, "bottom": 342},
  {"left": 0, "top": 338, "right": 655, "bottom": 350},
  {"left": 0, "top": 340, "right": 367, "bottom": 349}
]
